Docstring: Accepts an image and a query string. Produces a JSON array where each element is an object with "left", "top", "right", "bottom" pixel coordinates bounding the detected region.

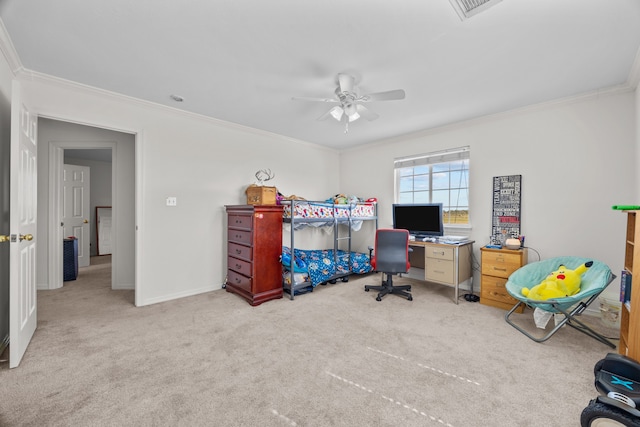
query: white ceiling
[{"left": 1, "top": 0, "right": 639, "bottom": 149}]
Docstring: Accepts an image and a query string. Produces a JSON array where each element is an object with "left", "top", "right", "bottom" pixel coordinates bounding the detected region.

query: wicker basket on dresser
[
  {"left": 225, "top": 204, "right": 283, "bottom": 306},
  {"left": 480, "top": 246, "right": 528, "bottom": 313}
]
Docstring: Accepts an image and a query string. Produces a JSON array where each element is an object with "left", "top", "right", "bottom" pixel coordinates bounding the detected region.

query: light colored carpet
[{"left": 0, "top": 257, "right": 620, "bottom": 426}]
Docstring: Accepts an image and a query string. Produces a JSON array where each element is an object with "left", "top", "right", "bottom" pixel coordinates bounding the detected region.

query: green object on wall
[{"left": 612, "top": 205, "right": 640, "bottom": 210}]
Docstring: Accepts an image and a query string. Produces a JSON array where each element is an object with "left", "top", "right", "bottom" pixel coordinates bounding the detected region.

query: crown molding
[
  {"left": 20, "top": 69, "right": 333, "bottom": 152},
  {"left": 0, "top": 17, "right": 23, "bottom": 75},
  {"left": 0, "top": 22, "right": 323, "bottom": 151},
  {"left": 342, "top": 83, "right": 635, "bottom": 153}
]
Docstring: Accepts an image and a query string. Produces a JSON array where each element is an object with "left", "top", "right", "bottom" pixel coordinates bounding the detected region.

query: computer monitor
[{"left": 392, "top": 203, "right": 444, "bottom": 237}]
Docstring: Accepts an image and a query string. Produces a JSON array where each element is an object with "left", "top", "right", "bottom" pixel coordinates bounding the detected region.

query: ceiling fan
[{"left": 292, "top": 73, "right": 406, "bottom": 133}]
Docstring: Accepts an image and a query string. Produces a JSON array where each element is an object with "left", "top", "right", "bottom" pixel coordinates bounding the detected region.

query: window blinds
[{"left": 394, "top": 146, "right": 470, "bottom": 169}]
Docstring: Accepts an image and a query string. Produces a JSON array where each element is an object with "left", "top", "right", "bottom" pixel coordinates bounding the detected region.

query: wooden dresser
[
  {"left": 480, "top": 246, "right": 528, "bottom": 312},
  {"left": 225, "top": 204, "right": 284, "bottom": 306}
]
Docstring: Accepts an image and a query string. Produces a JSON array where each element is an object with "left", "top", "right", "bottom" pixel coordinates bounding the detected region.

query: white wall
[
  {"left": 21, "top": 73, "right": 340, "bottom": 306},
  {"left": 340, "top": 89, "right": 637, "bottom": 301},
  {"left": 2, "top": 28, "right": 636, "bottom": 307}
]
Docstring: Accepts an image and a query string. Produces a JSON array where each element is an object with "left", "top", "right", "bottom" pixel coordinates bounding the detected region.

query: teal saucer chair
[{"left": 504, "top": 256, "right": 616, "bottom": 348}]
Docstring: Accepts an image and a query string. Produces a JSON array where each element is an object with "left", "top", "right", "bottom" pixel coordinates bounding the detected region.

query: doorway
[
  {"left": 39, "top": 118, "right": 136, "bottom": 296},
  {"left": 64, "top": 149, "right": 113, "bottom": 264}
]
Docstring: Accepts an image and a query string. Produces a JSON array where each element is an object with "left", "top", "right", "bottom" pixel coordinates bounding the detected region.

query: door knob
[
  {"left": 0, "top": 235, "right": 9, "bottom": 243},
  {"left": 19, "top": 234, "right": 33, "bottom": 241},
  {"left": 84, "top": 219, "right": 89, "bottom": 223}
]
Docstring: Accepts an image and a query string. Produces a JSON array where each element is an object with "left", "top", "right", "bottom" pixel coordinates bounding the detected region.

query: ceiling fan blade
[
  {"left": 318, "top": 106, "right": 343, "bottom": 121},
  {"left": 292, "top": 96, "right": 338, "bottom": 103},
  {"left": 358, "top": 89, "right": 406, "bottom": 102},
  {"left": 337, "top": 73, "right": 355, "bottom": 94},
  {"left": 356, "top": 104, "right": 379, "bottom": 121}
]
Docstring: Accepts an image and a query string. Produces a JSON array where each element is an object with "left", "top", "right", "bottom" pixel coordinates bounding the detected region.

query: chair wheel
[
  {"left": 365, "top": 288, "right": 370, "bottom": 292},
  {"left": 341, "top": 277, "right": 349, "bottom": 282},
  {"left": 408, "top": 296, "right": 413, "bottom": 301},
  {"left": 376, "top": 296, "right": 382, "bottom": 301}
]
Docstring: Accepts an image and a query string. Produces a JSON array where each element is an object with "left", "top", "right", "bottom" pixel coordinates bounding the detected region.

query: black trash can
[{"left": 63, "top": 237, "right": 78, "bottom": 281}]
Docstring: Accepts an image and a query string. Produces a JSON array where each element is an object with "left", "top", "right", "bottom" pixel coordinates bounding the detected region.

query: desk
[{"left": 406, "top": 240, "right": 474, "bottom": 304}]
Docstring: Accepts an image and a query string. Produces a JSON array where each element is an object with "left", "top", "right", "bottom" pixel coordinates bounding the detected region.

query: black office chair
[{"left": 364, "top": 229, "right": 412, "bottom": 301}]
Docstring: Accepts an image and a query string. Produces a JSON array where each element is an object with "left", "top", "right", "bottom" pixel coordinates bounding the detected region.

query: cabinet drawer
[
  {"left": 227, "top": 269, "right": 252, "bottom": 293},
  {"left": 481, "top": 275, "right": 517, "bottom": 305},
  {"left": 426, "top": 259, "right": 454, "bottom": 284},
  {"left": 481, "top": 252, "right": 522, "bottom": 278},
  {"left": 228, "top": 242, "right": 252, "bottom": 261},
  {"left": 228, "top": 256, "right": 252, "bottom": 277},
  {"left": 228, "top": 229, "right": 252, "bottom": 245},
  {"left": 426, "top": 246, "right": 454, "bottom": 261},
  {"left": 228, "top": 214, "right": 253, "bottom": 230}
]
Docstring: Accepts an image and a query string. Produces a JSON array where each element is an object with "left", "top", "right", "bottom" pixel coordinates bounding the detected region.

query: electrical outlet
[{"left": 166, "top": 197, "right": 177, "bottom": 206}]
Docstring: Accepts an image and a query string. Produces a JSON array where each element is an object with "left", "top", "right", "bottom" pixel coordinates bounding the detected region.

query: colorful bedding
[
  {"left": 282, "top": 246, "right": 372, "bottom": 287},
  {"left": 282, "top": 201, "right": 376, "bottom": 220}
]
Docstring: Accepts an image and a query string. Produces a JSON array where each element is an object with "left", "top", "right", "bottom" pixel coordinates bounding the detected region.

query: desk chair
[
  {"left": 364, "top": 229, "right": 412, "bottom": 301},
  {"left": 504, "top": 256, "right": 616, "bottom": 348}
]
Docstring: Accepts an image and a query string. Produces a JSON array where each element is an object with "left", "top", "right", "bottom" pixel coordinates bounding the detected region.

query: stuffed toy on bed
[{"left": 521, "top": 261, "right": 593, "bottom": 300}]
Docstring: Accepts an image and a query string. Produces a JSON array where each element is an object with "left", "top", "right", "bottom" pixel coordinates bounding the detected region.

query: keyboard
[{"left": 440, "top": 235, "right": 468, "bottom": 242}]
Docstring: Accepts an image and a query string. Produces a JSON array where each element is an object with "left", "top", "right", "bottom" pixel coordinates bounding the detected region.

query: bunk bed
[{"left": 281, "top": 199, "right": 378, "bottom": 299}]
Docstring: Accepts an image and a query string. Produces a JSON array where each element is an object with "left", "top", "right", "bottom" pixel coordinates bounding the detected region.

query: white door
[
  {"left": 9, "top": 81, "right": 37, "bottom": 368},
  {"left": 63, "top": 164, "right": 90, "bottom": 267},
  {"left": 97, "top": 207, "right": 112, "bottom": 255}
]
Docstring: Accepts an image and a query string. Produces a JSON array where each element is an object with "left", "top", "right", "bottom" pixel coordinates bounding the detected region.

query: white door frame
[
  {"left": 48, "top": 141, "right": 117, "bottom": 290},
  {"left": 39, "top": 114, "right": 142, "bottom": 306}
]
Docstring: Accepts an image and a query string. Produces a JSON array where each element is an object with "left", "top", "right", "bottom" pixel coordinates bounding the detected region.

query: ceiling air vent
[{"left": 449, "top": 0, "right": 503, "bottom": 20}]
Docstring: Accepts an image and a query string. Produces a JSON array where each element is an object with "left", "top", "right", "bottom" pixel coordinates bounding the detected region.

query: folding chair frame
[{"left": 505, "top": 273, "right": 617, "bottom": 348}]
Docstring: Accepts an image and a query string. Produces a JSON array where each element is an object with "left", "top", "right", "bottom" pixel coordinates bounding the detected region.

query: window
[{"left": 394, "top": 147, "right": 470, "bottom": 226}]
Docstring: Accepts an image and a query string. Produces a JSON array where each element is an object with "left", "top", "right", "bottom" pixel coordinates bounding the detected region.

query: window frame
[{"left": 394, "top": 147, "right": 470, "bottom": 229}]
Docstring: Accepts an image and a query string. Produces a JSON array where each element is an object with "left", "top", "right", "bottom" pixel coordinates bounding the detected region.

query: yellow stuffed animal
[{"left": 521, "top": 261, "right": 593, "bottom": 300}]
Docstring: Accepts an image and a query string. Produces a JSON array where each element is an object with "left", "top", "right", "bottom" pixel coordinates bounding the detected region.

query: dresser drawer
[
  {"left": 481, "top": 252, "right": 522, "bottom": 278},
  {"left": 228, "top": 229, "right": 252, "bottom": 245},
  {"left": 227, "top": 269, "right": 252, "bottom": 293},
  {"left": 426, "top": 259, "right": 454, "bottom": 284},
  {"left": 228, "top": 242, "right": 252, "bottom": 261},
  {"left": 228, "top": 256, "right": 252, "bottom": 277},
  {"left": 481, "top": 275, "right": 516, "bottom": 305},
  {"left": 426, "top": 245, "right": 454, "bottom": 261},
  {"left": 228, "top": 214, "right": 253, "bottom": 230}
]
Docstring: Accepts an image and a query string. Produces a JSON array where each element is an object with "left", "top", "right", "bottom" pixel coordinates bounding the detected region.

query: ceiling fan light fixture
[
  {"left": 294, "top": 72, "right": 405, "bottom": 130},
  {"left": 344, "top": 103, "right": 358, "bottom": 118},
  {"left": 330, "top": 107, "right": 344, "bottom": 121}
]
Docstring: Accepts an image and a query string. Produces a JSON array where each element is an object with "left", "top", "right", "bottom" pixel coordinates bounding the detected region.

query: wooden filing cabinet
[
  {"left": 225, "top": 204, "right": 284, "bottom": 306},
  {"left": 480, "top": 246, "right": 528, "bottom": 312}
]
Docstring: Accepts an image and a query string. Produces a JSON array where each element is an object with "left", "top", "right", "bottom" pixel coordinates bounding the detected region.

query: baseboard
[{"left": 137, "top": 285, "right": 220, "bottom": 307}]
